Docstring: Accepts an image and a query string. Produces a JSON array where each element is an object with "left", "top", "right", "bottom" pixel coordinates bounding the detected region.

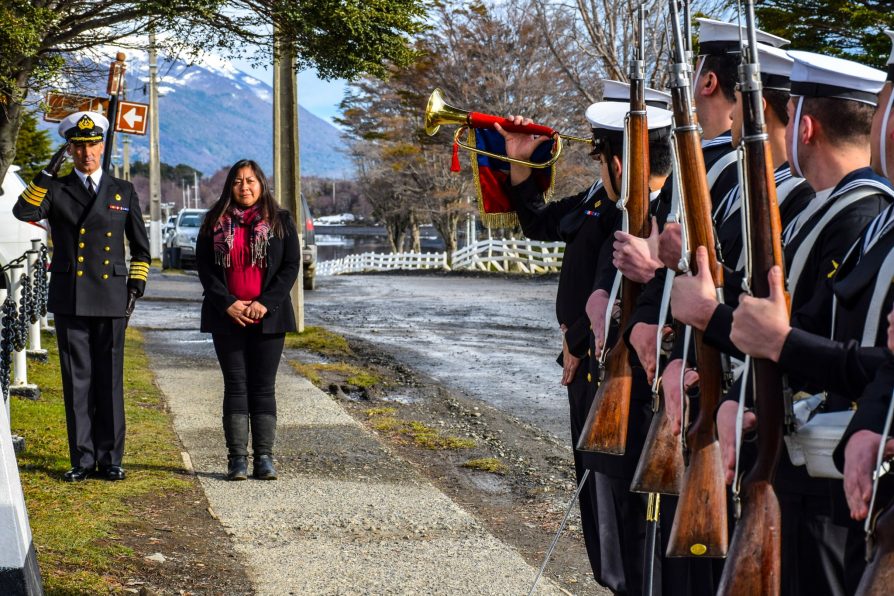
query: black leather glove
[
  {"left": 125, "top": 289, "right": 139, "bottom": 321},
  {"left": 44, "top": 142, "right": 70, "bottom": 177}
]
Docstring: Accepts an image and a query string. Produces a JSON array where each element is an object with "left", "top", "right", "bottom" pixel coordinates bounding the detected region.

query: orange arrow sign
[
  {"left": 115, "top": 101, "right": 149, "bottom": 135},
  {"left": 43, "top": 92, "right": 108, "bottom": 123}
]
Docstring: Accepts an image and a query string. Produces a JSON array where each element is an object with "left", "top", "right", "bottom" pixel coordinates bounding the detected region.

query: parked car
[
  {"left": 301, "top": 193, "right": 317, "bottom": 290},
  {"left": 162, "top": 214, "right": 177, "bottom": 243},
  {"left": 163, "top": 208, "right": 207, "bottom": 270}
]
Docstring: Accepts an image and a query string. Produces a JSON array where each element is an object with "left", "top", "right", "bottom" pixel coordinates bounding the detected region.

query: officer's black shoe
[
  {"left": 227, "top": 456, "right": 248, "bottom": 481},
  {"left": 63, "top": 466, "right": 93, "bottom": 482},
  {"left": 252, "top": 455, "right": 277, "bottom": 480},
  {"left": 98, "top": 465, "right": 126, "bottom": 481}
]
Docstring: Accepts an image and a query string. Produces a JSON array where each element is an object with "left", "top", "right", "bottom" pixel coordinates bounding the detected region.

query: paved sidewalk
[{"left": 145, "top": 332, "right": 564, "bottom": 595}]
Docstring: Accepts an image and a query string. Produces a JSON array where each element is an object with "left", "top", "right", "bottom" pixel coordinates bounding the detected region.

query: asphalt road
[
  {"left": 304, "top": 273, "right": 570, "bottom": 443},
  {"left": 134, "top": 271, "right": 570, "bottom": 444}
]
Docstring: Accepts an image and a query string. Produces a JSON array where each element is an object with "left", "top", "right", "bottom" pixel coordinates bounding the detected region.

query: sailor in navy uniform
[
  {"left": 13, "top": 111, "right": 151, "bottom": 482},
  {"left": 833, "top": 30, "right": 894, "bottom": 534},
  {"left": 726, "top": 51, "right": 891, "bottom": 594},
  {"left": 498, "top": 88, "right": 674, "bottom": 592},
  {"left": 621, "top": 18, "right": 788, "bottom": 408}
]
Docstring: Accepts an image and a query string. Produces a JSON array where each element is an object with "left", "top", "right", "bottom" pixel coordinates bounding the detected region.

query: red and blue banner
[{"left": 468, "top": 128, "right": 557, "bottom": 229}]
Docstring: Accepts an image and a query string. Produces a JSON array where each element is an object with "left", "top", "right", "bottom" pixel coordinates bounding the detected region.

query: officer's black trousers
[
  {"left": 212, "top": 326, "right": 285, "bottom": 417},
  {"left": 55, "top": 314, "right": 127, "bottom": 469}
]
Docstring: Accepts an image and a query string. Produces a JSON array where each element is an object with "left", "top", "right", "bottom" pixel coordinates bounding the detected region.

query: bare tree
[{"left": 531, "top": 0, "right": 730, "bottom": 103}]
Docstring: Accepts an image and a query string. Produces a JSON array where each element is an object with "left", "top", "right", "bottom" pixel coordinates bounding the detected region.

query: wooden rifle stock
[
  {"left": 665, "top": 0, "right": 728, "bottom": 558},
  {"left": 717, "top": 2, "right": 786, "bottom": 590},
  {"left": 857, "top": 501, "right": 894, "bottom": 595},
  {"left": 576, "top": 27, "right": 651, "bottom": 455},
  {"left": 630, "top": 379, "right": 684, "bottom": 494}
]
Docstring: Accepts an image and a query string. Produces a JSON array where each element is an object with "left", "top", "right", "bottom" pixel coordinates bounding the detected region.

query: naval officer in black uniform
[{"left": 13, "top": 110, "right": 151, "bottom": 482}]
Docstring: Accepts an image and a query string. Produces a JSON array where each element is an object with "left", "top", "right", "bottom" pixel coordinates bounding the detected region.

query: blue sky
[{"left": 230, "top": 56, "right": 347, "bottom": 127}]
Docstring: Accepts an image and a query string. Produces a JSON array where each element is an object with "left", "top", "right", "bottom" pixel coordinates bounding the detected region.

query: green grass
[
  {"left": 11, "top": 329, "right": 189, "bottom": 593},
  {"left": 462, "top": 457, "right": 508, "bottom": 475},
  {"left": 365, "top": 406, "right": 398, "bottom": 417},
  {"left": 285, "top": 326, "right": 352, "bottom": 357},
  {"left": 288, "top": 361, "right": 383, "bottom": 389},
  {"left": 364, "top": 410, "right": 475, "bottom": 451}
]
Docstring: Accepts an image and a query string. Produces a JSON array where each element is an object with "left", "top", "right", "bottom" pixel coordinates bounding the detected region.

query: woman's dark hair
[{"left": 199, "top": 159, "right": 286, "bottom": 238}]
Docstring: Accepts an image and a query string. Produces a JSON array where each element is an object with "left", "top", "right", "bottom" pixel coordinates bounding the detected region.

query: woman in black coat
[{"left": 196, "top": 159, "right": 300, "bottom": 480}]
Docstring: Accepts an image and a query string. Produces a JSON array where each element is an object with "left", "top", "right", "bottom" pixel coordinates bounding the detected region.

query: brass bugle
[{"left": 424, "top": 88, "right": 592, "bottom": 169}]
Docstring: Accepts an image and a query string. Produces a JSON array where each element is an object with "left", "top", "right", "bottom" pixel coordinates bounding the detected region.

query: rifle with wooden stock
[
  {"left": 716, "top": 2, "right": 787, "bottom": 591},
  {"left": 576, "top": 5, "right": 651, "bottom": 456},
  {"left": 664, "top": 0, "right": 729, "bottom": 558},
  {"left": 630, "top": 358, "right": 685, "bottom": 494},
  {"left": 855, "top": 387, "right": 894, "bottom": 595},
  {"left": 857, "top": 497, "right": 894, "bottom": 595},
  {"left": 630, "top": 163, "right": 687, "bottom": 496}
]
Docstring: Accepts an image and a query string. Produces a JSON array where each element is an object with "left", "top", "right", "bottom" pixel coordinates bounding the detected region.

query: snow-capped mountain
[{"left": 39, "top": 49, "right": 354, "bottom": 179}]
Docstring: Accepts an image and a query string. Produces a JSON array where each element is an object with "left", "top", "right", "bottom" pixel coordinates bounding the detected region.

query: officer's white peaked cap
[
  {"left": 585, "top": 102, "right": 673, "bottom": 132},
  {"left": 600, "top": 79, "right": 672, "bottom": 109},
  {"left": 58, "top": 110, "right": 109, "bottom": 142},
  {"left": 697, "top": 18, "right": 789, "bottom": 55},
  {"left": 789, "top": 50, "right": 886, "bottom": 106}
]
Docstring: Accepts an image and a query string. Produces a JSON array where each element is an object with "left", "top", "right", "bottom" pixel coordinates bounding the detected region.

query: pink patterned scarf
[{"left": 212, "top": 205, "right": 271, "bottom": 268}]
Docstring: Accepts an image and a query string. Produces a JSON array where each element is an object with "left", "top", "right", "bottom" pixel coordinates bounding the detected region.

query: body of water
[{"left": 314, "top": 225, "right": 448, "bottom": 261}]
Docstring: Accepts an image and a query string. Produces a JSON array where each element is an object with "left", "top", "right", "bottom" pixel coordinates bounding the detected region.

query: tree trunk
[
  {"left": 386, "top": 221, "right": 400, "bottom": 252},
  {"left": 432, "top": 213, "right": 459, "bottom": 267},
  {"left": 409, "top": 211, "right": 421, "bottom": 253},
  {"left": 0, "top": 65, "right": 33, "bottom": 183}
]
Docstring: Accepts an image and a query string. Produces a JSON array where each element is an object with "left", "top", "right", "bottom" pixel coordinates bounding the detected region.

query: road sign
[
  {"left": 115, "top": 101, "right": 149, "bottom": 135},
  {"left": 43, "top": 92, "right": 108, "bottom": 123}
]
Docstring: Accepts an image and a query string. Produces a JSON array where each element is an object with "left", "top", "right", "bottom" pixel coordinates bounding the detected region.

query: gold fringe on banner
[{"left": 467, "top": 128, "right": 558, "bottom": 230}]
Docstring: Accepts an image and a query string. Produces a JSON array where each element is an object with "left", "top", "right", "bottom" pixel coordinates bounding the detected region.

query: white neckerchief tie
[
  {"left": 861, "top": 202, "right": 894, "bottom": 257},
  {"left": 782, "top": 187, "right": 834, "bottom": 245}
]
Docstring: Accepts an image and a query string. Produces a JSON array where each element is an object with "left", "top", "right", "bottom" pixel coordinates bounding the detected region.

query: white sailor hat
[
  {"left": 755, "top": 44, "right": 794, "bottom": 92},
  {"left": 789, "top": 50, "right": 886, "bottom": 106},
  {"left": 58, "top": 110, "right": 108, "bottom": 143},
  {"left": 585, "top": 101, "right": 673, "bottom": 133},
  {"left": 885, "top": 30, "right": 894, "bottom": 82},
  {"left": 697, "top": 18, "right": 789, "bottom": 56},
  {"left": 600, "top": 79, "right": 672, "bottom": 109}
]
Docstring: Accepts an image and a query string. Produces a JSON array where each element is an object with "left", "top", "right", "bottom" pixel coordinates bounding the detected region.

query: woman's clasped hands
[{"left": 226, "top": 300, "right": 267, "bottom": 326}]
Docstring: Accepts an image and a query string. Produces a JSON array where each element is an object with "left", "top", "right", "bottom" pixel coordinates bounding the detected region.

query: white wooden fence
[{"left": 317, "top": 239, "right": 565, "bottom": 276}]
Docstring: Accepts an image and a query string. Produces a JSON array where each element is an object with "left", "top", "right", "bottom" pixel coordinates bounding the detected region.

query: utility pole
[
  {"left": 122, "top": 136, "right": 131, "bottom": 181},
  {"left": 194, "top": 170, "right": 201, "bottom": 208},
  {"left": 122, "top": 78, "right": 131, "bottom": 181},
  {"left": 148, "top": 32, "right": 162, "bottom": 259},
  {"left": 273, "top": 33, "right": 304, "bottom": 331}
]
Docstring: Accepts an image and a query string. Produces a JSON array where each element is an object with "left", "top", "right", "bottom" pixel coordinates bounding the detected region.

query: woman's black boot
[
  {"left": 251, "top": 414, "right": 278, "bottom": 480},
  {"left": 226, "top": 456, "right": 248, "bottom": 481},
  {"left": 223, "top": 414, "right": 249, "bottom": 480}
]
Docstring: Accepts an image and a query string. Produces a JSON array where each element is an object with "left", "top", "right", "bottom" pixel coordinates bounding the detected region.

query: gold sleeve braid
[
  {"left": 128, "top": 261, "right": 150, "bottom": 282},
  {"left": 21, "top": 182, "right": 47, "bottom": 207}
]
